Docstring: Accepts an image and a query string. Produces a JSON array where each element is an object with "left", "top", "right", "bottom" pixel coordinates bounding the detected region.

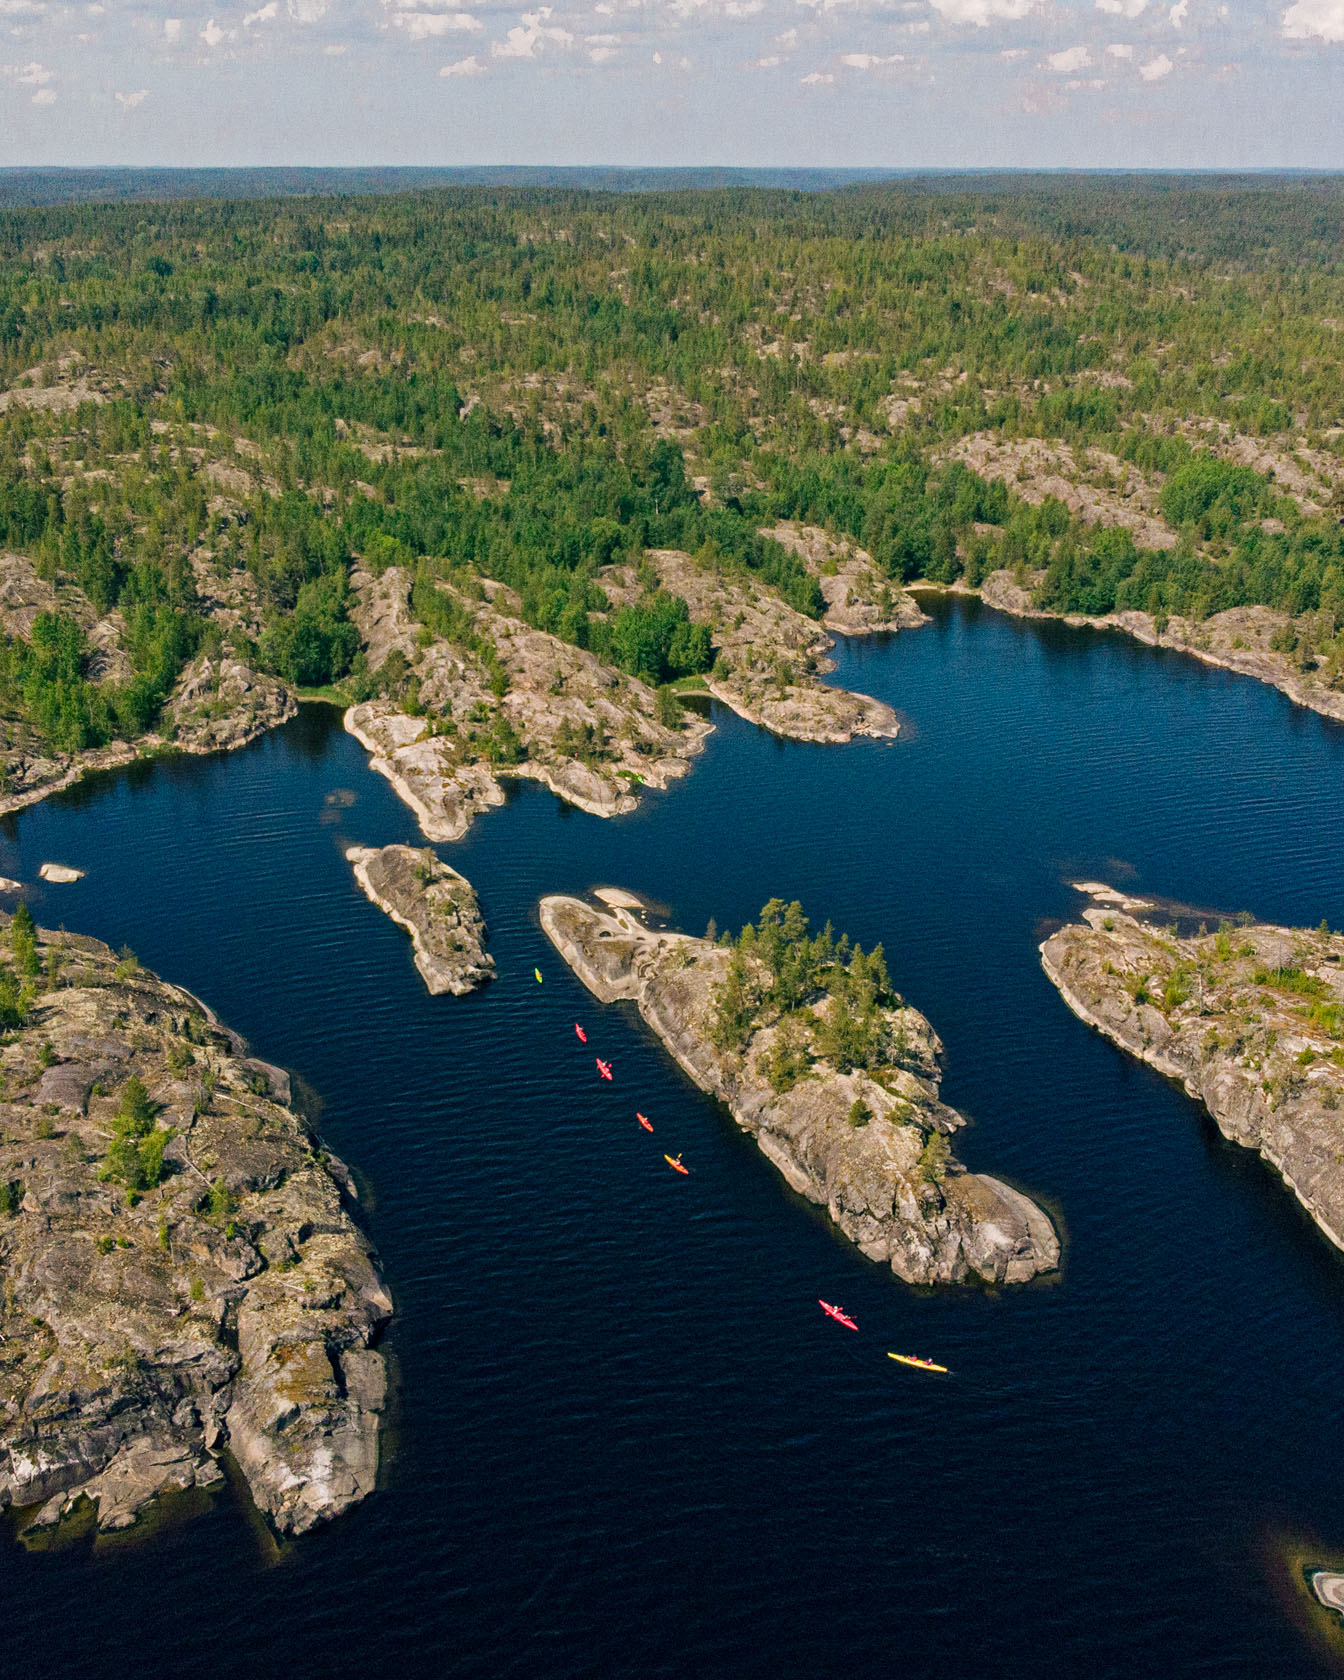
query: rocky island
[
  {"left": 0, "top": 908, "right": 391, "bottom": 1539},
  {"left": 347, "top": 843, "right": 494, "bottom": 995},
  {"left": 1042, "top": 887, "right": 1344, "bottom": 1252},
  {"left": 541, "top": 891, "right": 1058, "bottom": 1286}
]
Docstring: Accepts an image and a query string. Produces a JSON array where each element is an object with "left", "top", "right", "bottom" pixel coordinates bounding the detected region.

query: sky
[{"left": 0, "top": 0, "right": 1342, "bottom": 169}]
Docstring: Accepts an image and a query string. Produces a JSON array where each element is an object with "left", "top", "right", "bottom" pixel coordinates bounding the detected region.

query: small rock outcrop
[
  {"left": 347, "top": 844, "right": 494, "bottom": 995},
  {"left": 0, "top": 916, "right": 391, "bottom": 1539},
  {"left": 540, "top": 892, "right": 1058, "bottom": 1286},
  {"left": 1042, "top": 887, "right": 1344, "bottom": 1251}
]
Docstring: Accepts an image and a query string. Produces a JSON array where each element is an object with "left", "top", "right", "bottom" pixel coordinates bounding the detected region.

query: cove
[{"left": 4, "top": 594, "right": 1344, "bottom": 1680}]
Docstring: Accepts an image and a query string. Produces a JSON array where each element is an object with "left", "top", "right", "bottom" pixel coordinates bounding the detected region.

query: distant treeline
[{"left": 0, "top": 178, "right": 1342, "bottom": 755}]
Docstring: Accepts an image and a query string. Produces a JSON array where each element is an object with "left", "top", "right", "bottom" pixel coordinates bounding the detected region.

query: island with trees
[
  {"left": 542, "top": 890, "right": 1059, "bottom": 1286},
  {"left": 1042, "top": 885, "right": 1344, "bottom": 1253}
]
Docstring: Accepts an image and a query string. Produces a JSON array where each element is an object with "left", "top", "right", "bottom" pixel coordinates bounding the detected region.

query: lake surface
[{"left": 5, "top": 593, "right": 1344, "bottom": 1680}]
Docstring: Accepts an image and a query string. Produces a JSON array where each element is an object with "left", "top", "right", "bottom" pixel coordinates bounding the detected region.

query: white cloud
[
  {"left": 1046, "top": 42, "right": 1090, "bottom": 70},
  {"left": 244, "top": 1, "right": 277, "bottom": 23},
  {"left": 775, "top": 24, "right": 797, "bottom": 45},
  {"left": 395, "top": 9, "right": 481, "bottom": 34},
  {"left": 31, "top": 83, "right": 55, "bottom": 101},
  {"left": 747, "top": 51, "right": 780, "bottom": 63},
  {"left": 115, "top": 87, "right": 147, "bottom": 105},
  {"left": 13, "top": 57, "right": 52, "bottom": 80},
  {"left": 324, "top": 40, "right": 347, "bottom": 50},
  {"left": 928, "top": 0, "right": 1032, "bottom": 26},
  {"left": 1138, "top": 48, "right": 1172, "bottom": 73},
  {"left": 838, "top": 49, "right": 902, "bottom": 65},
  {"left": 1095, "top": 0, "right": 1146, "bottom": 13},
  {"left": 1105, "top": 39, "right": 1133, "bottom": 55},
  {"left": 440, "top": 49, "right": 485, "bottom": 68},
  {"left": 800, "top": 67, "right": 833, "bottom": 79},
  {"left": 999, "top": 44, "right": 1026, "bottom": 55},
  {"left": 1282, "top": 0, "right": 1344, "bottom": 38},
  {"left": 163, "top": 16, "right": 181, "bottom": 38},
  {"left": 0, "top": 0, "right": 46, "bottom": 15},
  {"left": 200, "top": 16, "right": 228, "bottom": 45},
  {"left": 492, "top": 7, "right": 572, "bottom": 55},
  {"left": 1167, "top": 0, "right": 1187, "bottom": 22}
]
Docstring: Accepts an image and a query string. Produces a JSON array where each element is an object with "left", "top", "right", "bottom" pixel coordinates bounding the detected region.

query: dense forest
[{"left": 1, "top": 175, "right": 1343, "bottom": 760}]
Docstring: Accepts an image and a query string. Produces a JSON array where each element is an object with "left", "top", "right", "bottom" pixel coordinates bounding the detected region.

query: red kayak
[
  {"left": 596, "top": 1058, "right": 613, "bottom": 1081},
  {"left": 637, "top": 1112, "right": 653, "bottom": 1132},
  {"left": 819, "top": 1300, "right": 858, "bottom": 1332},
  {"left": 575, "top": 1024, "right": 587, "bottom": 1044}
]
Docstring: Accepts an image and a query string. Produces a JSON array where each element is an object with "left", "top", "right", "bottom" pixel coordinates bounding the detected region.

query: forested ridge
[{"left": 1, "top": 177, "right": 1343, "bottom": 766}]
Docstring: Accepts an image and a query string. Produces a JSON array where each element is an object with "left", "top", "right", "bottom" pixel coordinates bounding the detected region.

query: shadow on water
[{"left": 4, "top": 598, "right": 1344, "bottom": 1679}]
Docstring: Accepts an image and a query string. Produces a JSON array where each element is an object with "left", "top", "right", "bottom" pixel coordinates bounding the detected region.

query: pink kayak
[
  {"left": 596, "top": 1058, "right": 613, "bottom": 1081},
  {"left": 819, "top": 1300, "right": 858, "bottom": 1332},
  {"left": 575, "top": 1024, "right": 587, "bottom": 1043}
]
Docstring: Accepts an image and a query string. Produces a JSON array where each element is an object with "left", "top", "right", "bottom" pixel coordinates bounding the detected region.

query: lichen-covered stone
[
  {"left": 1042, "top": 888, "right": 1344, "bottom": 1251},
  {"left": 347, "top": 843, "right": 494, "bottom": 995},
  {"left": 0, "top": 918, "right": 390, "bottom": 1539}
]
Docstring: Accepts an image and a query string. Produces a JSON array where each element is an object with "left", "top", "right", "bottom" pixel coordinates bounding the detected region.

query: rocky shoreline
[
  {"left": 1041, "top": 887, "right": 1344, "bottom": 1253},
  {"left": 0, "top": 915, "right": 391, "bottom": 1539},
  {"left": 540, "top": 892, "right": 1058, "bottom": 1286},
  {"left": 347, "top": 843, "right": 494, "bottom": 995},
  {"left": 921, "top": 571, "right": 1344, "bottom": 729},
  {"left": 0, "top": 653, "right": 296, "bottom": 821}
]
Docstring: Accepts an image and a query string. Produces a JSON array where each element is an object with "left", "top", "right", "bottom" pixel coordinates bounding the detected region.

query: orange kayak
[
  {"left": 637, "top": 1113, "right": 653, "bottom": 1132},
  {"left": 664, "top": 1154, "right": 688, "bottom": 1175}
]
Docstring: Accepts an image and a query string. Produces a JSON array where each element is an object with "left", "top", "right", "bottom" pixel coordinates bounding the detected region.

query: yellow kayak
[{"left": 888, "top": 1352, "right": 949, "bottom": 1374}]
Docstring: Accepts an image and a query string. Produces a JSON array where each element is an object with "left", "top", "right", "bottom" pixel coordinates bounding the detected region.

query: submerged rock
[
  {"left": 0, "top": 918, "right": 391, "bottom": 1539},
  {"left": 1042, "top": 888, "right": 1344, "bottom": 1253},
  {"left": 540, "top": 892, "right": 1058, "bottom": 1286},
  {"left": 347, "top": 843, "right": 494, "bottom": 996}
]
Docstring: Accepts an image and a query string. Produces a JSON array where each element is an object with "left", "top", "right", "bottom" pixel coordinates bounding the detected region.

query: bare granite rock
[
  {"left": 604, "top": 550, "right": 900, "bottom": 743},
  {"left": 763, "top": 522, "right": 929, "bottom": 637},
  {"left": 540, "top": 892, "right": 1058, "bottom": 1286},
  {"left": 1042, "top": 887, "right": 1344, "bottom": 1252},
  {"left": 345, "top": 566, "right": 711, "bottom": 842},
  {"left": 347, "top": 844, "right": 494, "bottom": 995},
  {"left": 0, "top": 918, "right": 391, "bottom": 1539},
  {"left": 163, "top": 653, "right": 297, "bottom": 753}
]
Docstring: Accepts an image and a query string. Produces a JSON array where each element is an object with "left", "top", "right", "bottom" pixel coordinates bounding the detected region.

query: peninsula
[
  {"left": 541, "top": 892, "right": 1058, "bottom": 1286},
  {"left": 0, "top": 909, "right": 391, "bottom": 1538},
  {"left": 347, "top": 842, "right": 494, "bottom": 995},
  {"left": 1042, "top": 888, "right": 1344, "bottom": 1252}
]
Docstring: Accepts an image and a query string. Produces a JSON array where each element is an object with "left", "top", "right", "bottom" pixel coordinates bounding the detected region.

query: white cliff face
[{"left": 540, "top": 893, "right": 1058, "bottom": 1288}]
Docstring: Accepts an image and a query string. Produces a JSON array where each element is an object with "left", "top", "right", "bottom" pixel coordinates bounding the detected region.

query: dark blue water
[{"left": 5, "top": 594, "right": 1344, "bottom": 1680}]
